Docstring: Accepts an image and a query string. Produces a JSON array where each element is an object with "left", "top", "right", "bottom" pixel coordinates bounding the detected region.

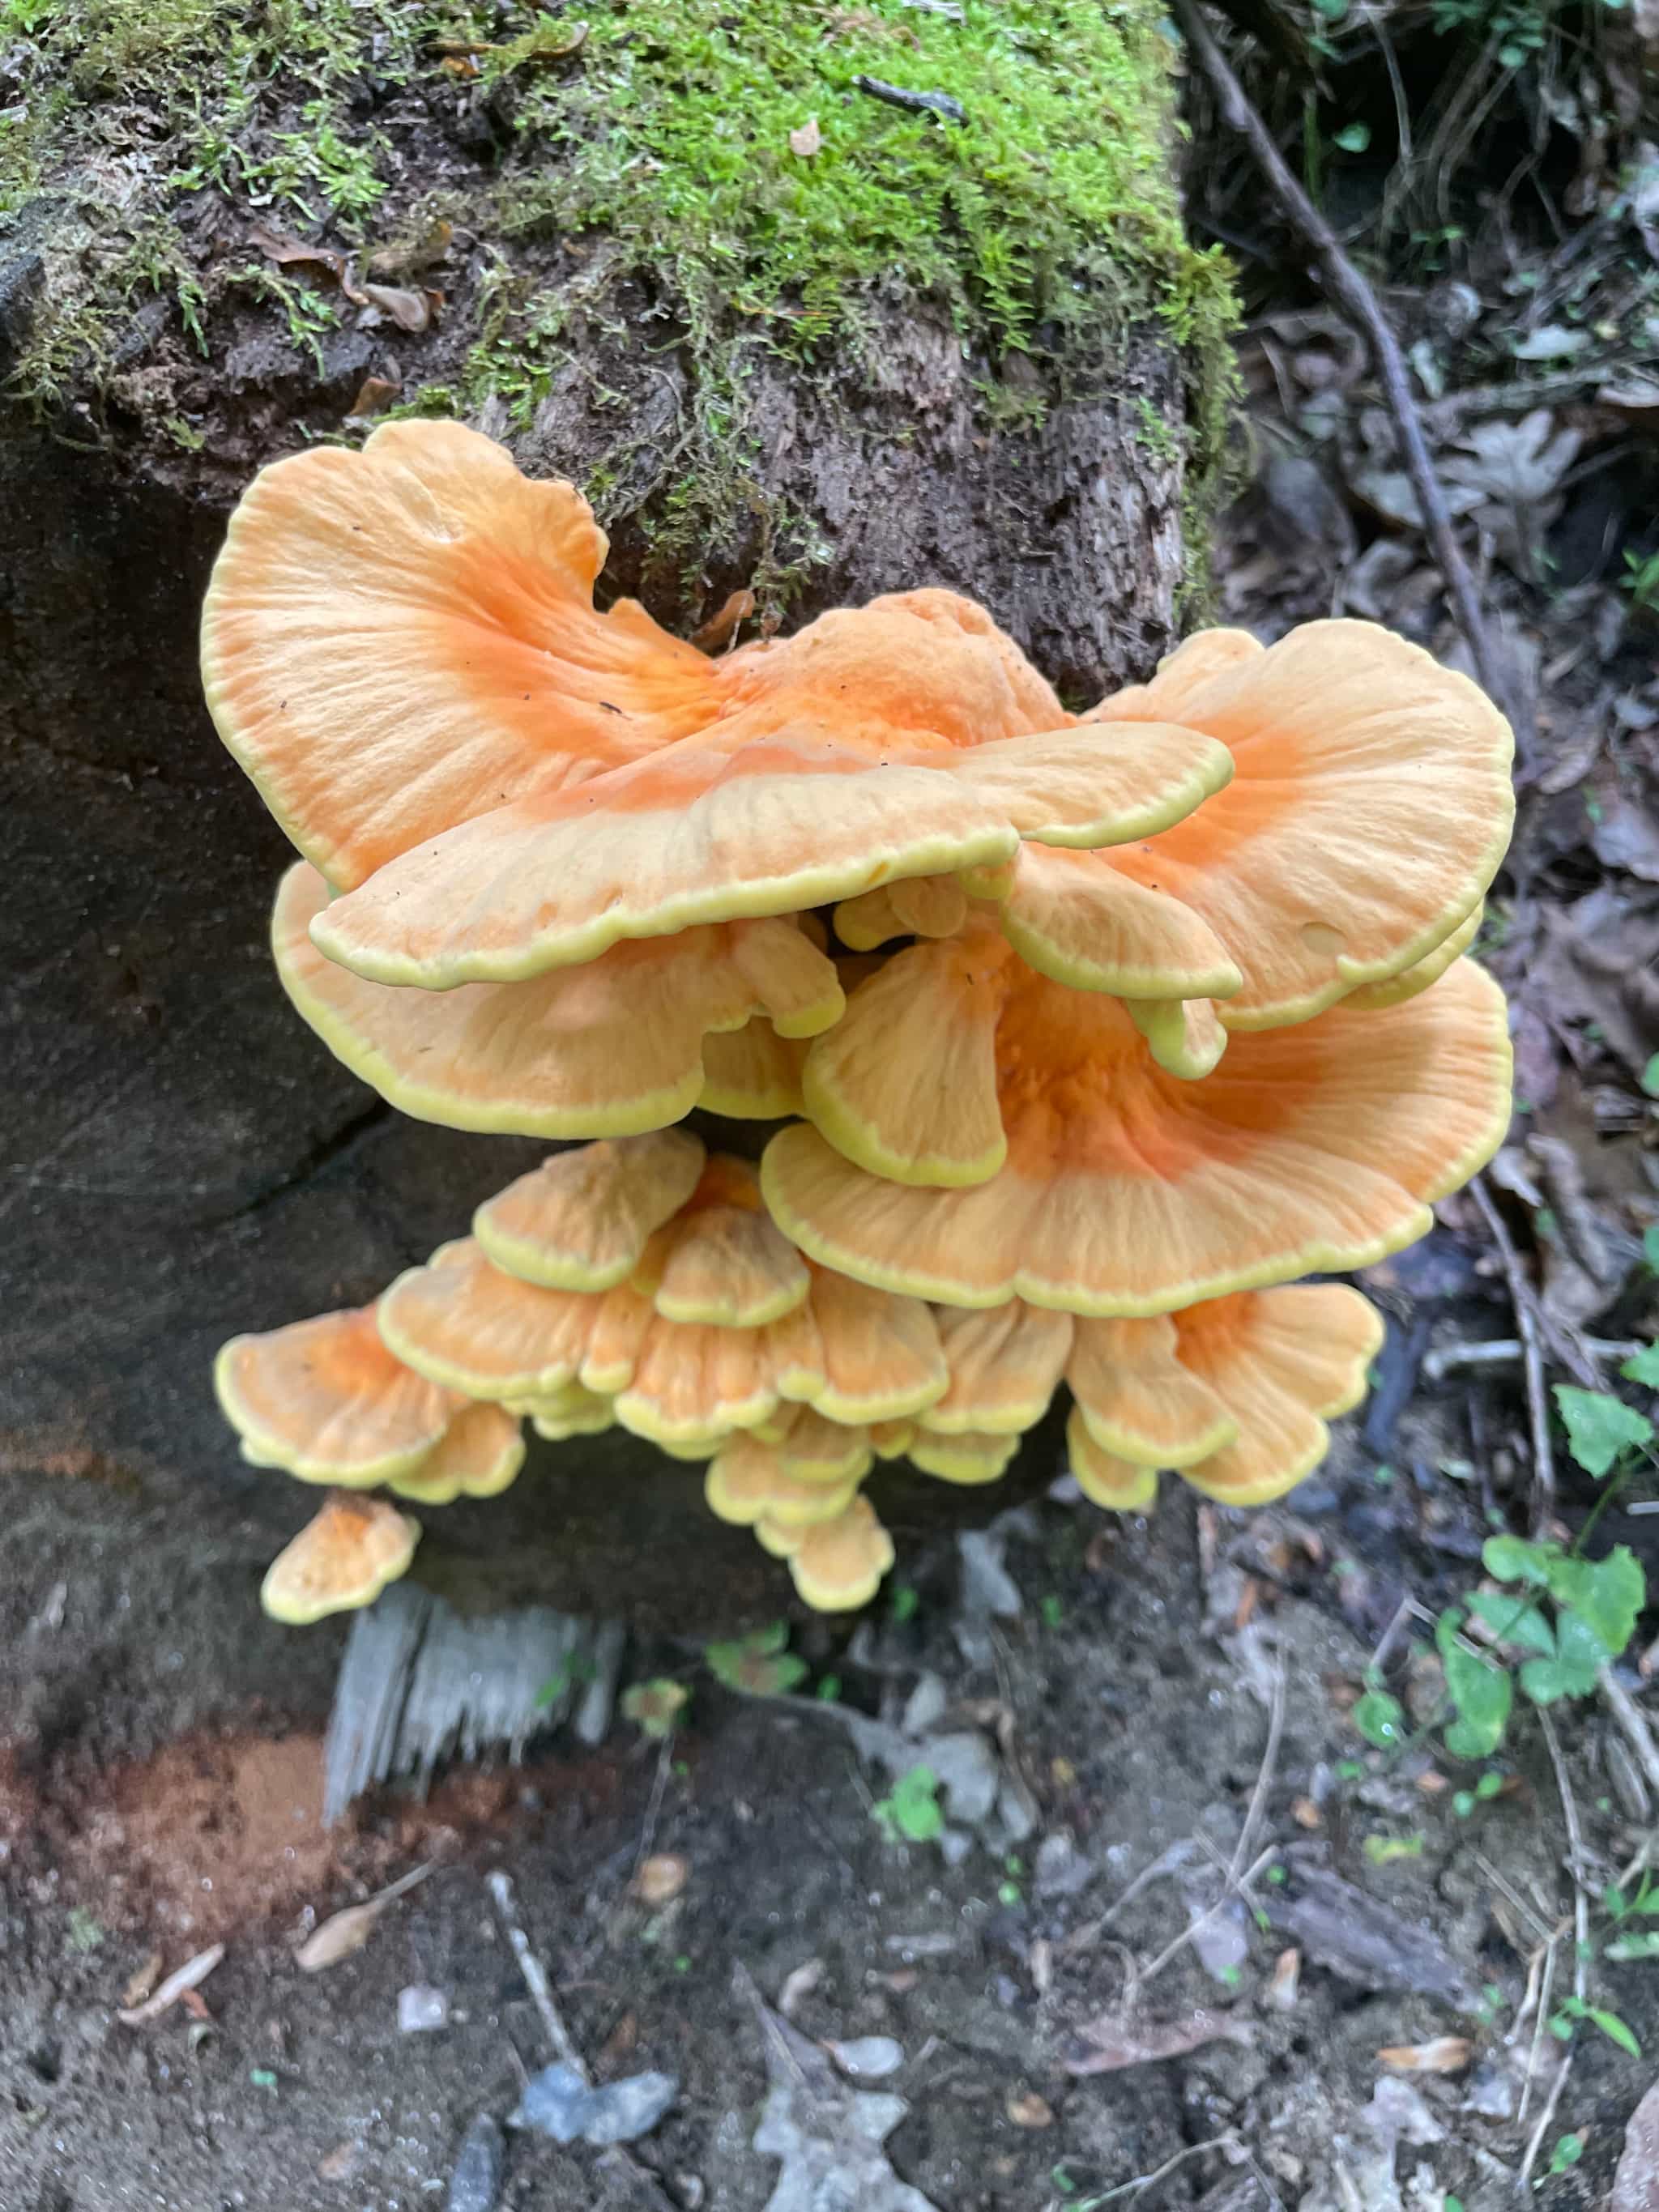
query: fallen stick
[{"left": 1169, "top": 0, "right": 1531, "bottom": 753}]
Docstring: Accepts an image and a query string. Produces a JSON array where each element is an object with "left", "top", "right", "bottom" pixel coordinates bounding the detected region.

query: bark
[{"left": 0, "top": 134, "right": 1198, "bottom": 1714}]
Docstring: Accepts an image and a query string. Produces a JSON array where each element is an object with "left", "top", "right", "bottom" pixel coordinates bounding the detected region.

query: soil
[{"left": 4, "top": 1374, "right": 1659, "bottom": 2212}]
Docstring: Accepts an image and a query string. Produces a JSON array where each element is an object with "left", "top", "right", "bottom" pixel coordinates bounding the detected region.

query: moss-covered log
[{"left": 0, "top": 0, "right": 1235, "bottom": 1709}]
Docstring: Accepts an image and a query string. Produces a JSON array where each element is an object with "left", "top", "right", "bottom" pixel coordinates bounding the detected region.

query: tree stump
[{"left": 0, "top": 0, "right": 1233, "bottom": 1733}]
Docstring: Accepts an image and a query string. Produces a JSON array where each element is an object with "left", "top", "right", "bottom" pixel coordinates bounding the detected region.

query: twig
[
  {"left": 1598, "top": 1664, "right": 1659, "bottom": 1801},
  {"left": 1517, "top": 1709, "right": 1591, "bottom": 2191},
  {"left": 1422, "top": 1336, "right": 1641, "bottom": 1383},
  {"left": 1084, "top": 2132, "right": 1243, "bottom": 2206},
  {"left": 486, "top": 1869, "right": 588, "bottom": 2078},
  {"left": 1470, "top": 1176, "right": 1556, "bottom": 1537},
  {"left": 1130, "top": 1846, "right": 1277, "bottom": 1993},
  {"left": 486, "top": 1871, "right": 679, "bottom": 2212},
  {"left": 1169, "top": 0, "right": 1530, "bottom": 752},
  {"left": 853, "top": 75, "right": 965, "bottom": 121},
  {"left": 1230, "top": 1654, "right": 1286, "bottom": 1883}
]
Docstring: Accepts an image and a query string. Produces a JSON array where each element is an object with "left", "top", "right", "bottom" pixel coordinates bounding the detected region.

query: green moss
[{"left": 2, "top": 0, "right": 1237, "bottom": 612}]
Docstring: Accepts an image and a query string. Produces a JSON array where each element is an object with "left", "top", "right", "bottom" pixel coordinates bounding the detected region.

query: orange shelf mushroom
[
  {"left": 203, "top": 419, "right": 1517, "bottom": 1626},
  {"left": 767, "top": 953, "right": 1511, "bottom": 1315},
  {"left": 215, "top": 1305, "right": 460, "bottom": 1486},
  {"left": 1063, "top": 1283, "right": 1384, "bottom": 1512},
  {"left": 261, "top": 1492, "right": 422, "bottom": 1626},
  {"left": 274, "top": 862, "right": 842, "bottom": 1140}
]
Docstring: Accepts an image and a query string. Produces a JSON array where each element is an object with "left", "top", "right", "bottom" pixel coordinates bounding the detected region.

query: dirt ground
[
  {"left": 6, "top": 6, "right": 1659, "bottom": 2210},
  {"left": 4, "top": 1379, "right": 1659, "bottom": 2212}
]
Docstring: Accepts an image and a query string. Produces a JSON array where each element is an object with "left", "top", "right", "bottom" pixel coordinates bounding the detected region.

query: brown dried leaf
[
  {"left": 121, "top": 1950, "right": 163, "bottom": 2010},
  {"left": 691, "top": 588, "right": 757, "bottom": 654},
  {"left": 1378, "top": 2036, "right": 1473, "bottom": 2074},
  {"left": 790, "top": 117, "right": 823, "bottom": 158},
  {"left": 347, "top": 374, "right": 401, "bottom": 420},
  {"left": 1006, "top": 2091, "right": 1055, "bottom": 2128},
  {"left": 1266, "top": 1949, "right": 1301, "bottom": 2012},
  {"left": 634, "top": 1854, "right": 689, "bottom": 1907},
  {"left": 295, "top": 1863, "right": 432, "bottom": 1973},
  {"left": 117, "top": 1943, "right": 225, "bottom": 2027},
  {"left": 248, "top": 227, "right": 348, "bottom": 283},
  {"left": 356, "top": 283, "right": 434, "bottom": 334},
  {"left": 1064, "top": 2006, "right": 1252, "bottom": 2075}
]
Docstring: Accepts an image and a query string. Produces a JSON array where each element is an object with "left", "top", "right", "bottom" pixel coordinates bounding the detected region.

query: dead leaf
[
  {"left": 790, "top": 117, "right": 823, "bottom": 158},
  {"left": 121, "top": 1951, "right": 163, "bottom": 2009},
  {"left": 1377, "top": 2036, "right": 1473, "bottom": 2074},
  {"left": 248, "top": 226, "right": 348, "bottom": 283},
  {"left": 634, "top": 1855, "right": 689, "bottom": 1907},
  {"left": 1266, "top": 1949, "right": 1300, "bottom": 2012},
  {"left": 1612, "top": 2077, "right": 1659, "bottom": 2212},
  {"left": 295, "top": 1863, "right": 433, "bottom": 1973},
  {"left": 1006, "top": 2091, "right": 1054, "bottom": 2128},
  {"left": 1063, "top": 2006, "right": 1252, "bottom": 2075},
  {"left": 117, "top": 1943, "right": 225, "bottom": 2027},
  {"left": 178, "top": 1987, "right": 214, "bottom": 2024},
  {"left": 348, "top": 374, "right": 401, "bottom": 420},
  {"left": 1262, "top": 1860, "right": 1480, "bottom": 2008},
  {"left": 736, "top": 1963, "right": 941, "bottom": 2212},
  {"left": 318, "top": 2142, "right": 361, "bottom": 2182},
  {"left": 356, "top": 283, "right": 435, "bottom": 334},
  {"left": 1527, "top": 889, "right": 1659, "bottom": 1088}
]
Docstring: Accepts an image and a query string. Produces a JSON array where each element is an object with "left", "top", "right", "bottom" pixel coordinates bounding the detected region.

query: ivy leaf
[
  {"left": 1465, "top": 1590, "right": 1556, "bottom": 1654},
  {"left": 706, "top": 1623, "right": 808, "bottom": 1697},
  {"left": 1441, "top": 1640, "right": 1512, "bottom": 1756},
  {"left": 1550, "top": 1547, "right": 1645, "bottom": 1657},
  {"left": 1520, "top": 1612, "right": 1610, "bottom": 1703},
  {"left": 1352, "top": 1690, "right": 1406, "bottom": 1748},
  {"left": 1553, "top": 1385, "right": 1653, "bottom": 1477},
  {"left": 1622, "top": 1342, "right": 1659, "bottom": 1387},
  {"left": 1481, "top": 1534, "right": 1557, "bottom": 1586}
]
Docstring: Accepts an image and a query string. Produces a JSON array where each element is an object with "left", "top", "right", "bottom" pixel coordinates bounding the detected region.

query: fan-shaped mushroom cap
[
  {"left": 1094, "top": 629, "right": 1265, "bottom": 722},
  {"left": 1067, "top": 1315, "right": 1236, "bottom": 1466},
  {"left": 311, "top": 711, "right": 1232, "bottom": 991},
  {"left": 610, "top": 1303, "right": 825, "bottom": 1448},
  {"left": 1125, "top": 992, "right": 1229, "bottom": 1080},
  {"left": 1065, "top": 1409, "right": 1160, "bottom": 1512},
  {"left": 699, "top": 1021, "right": 808, "bottom": 1119},
  {"left": 869, "top": 1419, "right": 918, "bottom": 1460},
  {"left": 806, "top": 1266, "right": 951, "bottom": 1425},
  {"left": 215, "top": 1306, "right": 457, "bottom": 1485},
  {"left": 1083, "top": 620, "right": 1514, "bottom": 1028},
  {"left": 906, "top": 1428, "right": 1022, "bottom": 1484},
  {"left": 633, "top": 1157, "right": 811, "bottom": 1328},
  {"left": 1174, "top": 1283, "right": 1383, "bottom": 1505},
  {"left": 203, "top": 421, "right": 719, "bottom": 891},
  {"left": 377, "top": 1239, "right": 638, "bottom": 1400},
  {"left": 261, "top": 1491, "right": 421, "bottom": 1625},
  {"left": 275, "top": 863, "right": 840, "bottom": 1140},
  {"left": 518, "top": 1381, "right": 619, "bottom": 1442},
  {"left": 1342, "top": 901, "right": 1484, "bottom": 1012},
  {"left": 753, "top": 1404, "right": 875, "bottom": 1484},
  {"left": 922, "top": 1303, "right": 1075, "bottom": 1434},
  {"left": 783, "top": 1495, "right": 897, "bottom": 1611},
  {"left": 987, "top": 842, "right": 1243, "bottom": 1002},
  {"left": 705, "top": 1435, "right": 865, "bottom": 1528},
  {"left": 834, "top": 873, "right": 970, "bottom": 950},
  {"left": 475, "top": 1132, "right": 706, "bottom": 1290},
  {"left": 388, "top": 1402, "right": 527, "bottom": 1504},
  {"left": 766, "top": 956, "right": 1511, "bottom": 1315}
]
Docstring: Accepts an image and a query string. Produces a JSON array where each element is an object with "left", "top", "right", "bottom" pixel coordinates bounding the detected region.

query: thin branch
[
  {"left": 1471, "top": 1175, "right": 1556, "bottom": 1537},
  {"left": 1598, "top": 1664, "right": 1659, "bottom": 1803},
  {"left": 1169, "top": 0, "right": 1531, "bottom": 753},
  {"left": 486, "top": 1869, "right": 588, "bottom": 2077},
  {"left": 1230, "top": 1654, "right": 1287, "bottom": 1882}
]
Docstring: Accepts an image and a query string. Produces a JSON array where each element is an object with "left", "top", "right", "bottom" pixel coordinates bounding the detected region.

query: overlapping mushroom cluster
[{"left": 204, "top": 421, "right": 1516, "bottom": 1622}]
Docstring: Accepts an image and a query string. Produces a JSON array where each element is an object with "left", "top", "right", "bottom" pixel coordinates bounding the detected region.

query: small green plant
[
  {"left": 1546, "top": 2130, "right": 1585, "bottom": 2178},
  {"left": 66, "top": 1907, "right": 104, "bottom": 1954},
  {"left": 705, "top": 1622, "right": 806, "bottom": 1697},
  {"left": 1550, "top": 1993, "right": 1640, "bottom": 2058},
  {"left": 1623, "top": 548, "right": 1659, "bottom": 617},
  {"left": 621, "top": 1678, "right": 689, "bottom": 1739},
  {"left": 871, "top": 1763, "right": 945, "bottom": 1844}
]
